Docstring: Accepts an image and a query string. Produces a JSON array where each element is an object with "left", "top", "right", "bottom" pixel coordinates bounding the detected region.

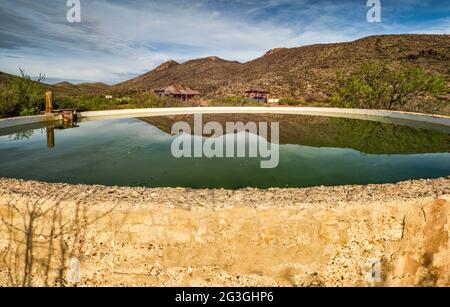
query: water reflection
[
  {"left": 9, "top": 130, "right": 35, "bottom": 141},
  {"left": 1, "top": 115, "right": 449, "bottom": 189},
  {"left": 140, "top": 114, "right": 450, "bottom": 155},
  {"left": 44, "top": 122, "right": 79, "bottom": 148},
  {"left": 46, "top": 127, "right": 55, "bottom": 148}
]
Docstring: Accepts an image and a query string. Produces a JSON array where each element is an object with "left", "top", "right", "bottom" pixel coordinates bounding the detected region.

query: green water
[{"left": 0, "top": 114, "right": 449, "bottom": 189}]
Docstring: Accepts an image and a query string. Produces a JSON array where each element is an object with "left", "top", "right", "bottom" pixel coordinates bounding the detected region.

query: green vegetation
[
  {"left": 331, "top": 64, "right": 446, "bottom": 112},
  {"left": 53, "top": 95, "right": 111, "bottom": 111},
  {"left": 0, "top": 69, "right": 46, "bottom": 118},
  {"left": 278, "top": 98, "right": 303, "bottom": 106},
  {"left": 0, "top": 69, "right": 197, "bottom": 118},
  {"left": 272, "top": 115, "right": 450, "bottom": 154},
  {"left": 53, "top": 92, "right": 190, "bottom": 111},
  {"left": 143, "top": 113, "right": 450, "bottom": 155},
  {"left": 130, "top": 92, "right": 194, "bottom": 108},
  {"left": 209, "top": 96, "right": 263, "bottom": 106},
  {"left": 1, "top": 62, "right": 448, "bottom": 119},
  {"left": 323, "top": 117, "right": 450, "bottom": 154}
]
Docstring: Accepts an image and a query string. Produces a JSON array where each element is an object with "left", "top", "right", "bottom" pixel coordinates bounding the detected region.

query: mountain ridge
[{"left": 113, "top": 34, "right": 450, "bottom": 100}]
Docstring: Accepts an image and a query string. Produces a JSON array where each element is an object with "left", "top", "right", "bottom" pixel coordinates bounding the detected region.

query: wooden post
[{"left": 45, "top": 91, "right": 53, "bottom": 113}]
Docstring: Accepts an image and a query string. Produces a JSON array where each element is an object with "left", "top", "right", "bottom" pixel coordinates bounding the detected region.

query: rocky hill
[
  {"left": 114, "top": 56, "right": 241, "bottom": 96},
  {"left": 114, "top": 34, "right": 450, "bottom": 101},
  {"left": 2, "top": 35, "right": 449, "bottom": 101},
  {"left": 53, "top": 81, "right": 111, "bottom": 95}
]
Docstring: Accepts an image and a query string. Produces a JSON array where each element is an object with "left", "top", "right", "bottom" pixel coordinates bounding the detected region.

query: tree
[{"left": 331, "top": 63, "right": 446, "bottom": 111}]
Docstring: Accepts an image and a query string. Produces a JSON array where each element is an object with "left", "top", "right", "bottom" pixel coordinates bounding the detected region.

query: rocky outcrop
[{"left": 154, "top": 60, "right": 179, "bottom": 72}]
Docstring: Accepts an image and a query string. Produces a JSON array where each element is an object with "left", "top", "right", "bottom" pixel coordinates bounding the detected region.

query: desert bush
[
  {"left": 53, "top": 93, "right": 181, "bottom": 111},
  {"left": 279, "top": 98, "right": 303, "bottom": 106},
  {"left": 53, "top": 95, "right": 78, "bottom": 110},
  {"left": 0, "top": 69, "right": 46, "bottom": 118},
  {"left": 131, "top": 92, "right": 175, "bottom": 108},
  {"left": 209, "top": 96, "right": 261, "bottom": 106},
  {"left": 331, "top": 63, "right": 446, "bottom": 111},
  {"left": 77, "top": 96, "right": 116, "bottom": 111},
  {"left": 52, "top": 95, "right": 111, "bottom": 111}
]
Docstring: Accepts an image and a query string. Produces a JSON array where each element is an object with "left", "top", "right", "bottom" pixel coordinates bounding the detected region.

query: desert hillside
[
  {"left": 2, "top": 35, "right": 449, "bottom": 102},
  {"left": 114, "top": 34, "right": 450, "bottom": 100},
  {"left": 53, "top": 81, "right": 111, "bottom": 95}
]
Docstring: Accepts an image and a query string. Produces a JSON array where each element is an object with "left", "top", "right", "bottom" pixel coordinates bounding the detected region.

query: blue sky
[{"left": 0, "top": 0, "right": 449, "bottom": 84}]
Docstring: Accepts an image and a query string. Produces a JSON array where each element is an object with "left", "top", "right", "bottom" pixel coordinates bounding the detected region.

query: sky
[{"left": 0, "top": 0, "right": 449, "bottom": 84}]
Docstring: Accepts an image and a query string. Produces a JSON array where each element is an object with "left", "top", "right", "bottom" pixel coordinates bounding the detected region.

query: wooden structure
[
  {"left": 45, "top": 91, "right": 53, "bottom": 113},
  {"left": 43, "top": 92, "right": 78, "bottom": 122},
  {"left": 245, "top": 88, "right": 270, "bottom": 103},
  {"left": 154, "top": 83, "right": 201, "bottom": 102},
  {"left": 59, "top": 109, "right": 78, "bottom": 123}
]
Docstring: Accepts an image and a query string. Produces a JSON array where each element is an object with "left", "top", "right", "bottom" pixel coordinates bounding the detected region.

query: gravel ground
[{"left": 1, "top": 177, "right": 449, "bottom": 209}]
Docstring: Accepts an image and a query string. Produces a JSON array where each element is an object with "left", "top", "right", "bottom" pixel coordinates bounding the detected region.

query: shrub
[
  {"left": 0, "top": 69, "right": 46, "bottom": 118},
  {"left": 52, "top": 95, "right": 78, "bottom": 110},
  {"left": 55, "top": 95, "right": 127, "bottom": 111},
  {"left": 131, "top": 92, "right": 174, "bottom": 108},
  {"left": 209, "top": 96, "right": 261, "bottom": 106},
  {"left": 279, "top": 98, "right": 303, "bottom": 106},
  {"left": 331, "top": 63, "right": 446, "bottom": 111}
]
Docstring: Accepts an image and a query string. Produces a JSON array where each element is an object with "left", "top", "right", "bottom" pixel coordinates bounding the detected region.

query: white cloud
[
  {"left": 1, "top": 0, "right": 302, "bottom": 83},
  {"left": 0, "top": 0, "right": 448, "bottom": 84}
]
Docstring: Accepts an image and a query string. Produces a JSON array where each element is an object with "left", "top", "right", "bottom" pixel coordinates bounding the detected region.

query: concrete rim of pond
[{"left": 1, "top": 107, "right": 450, "bottom": 130}]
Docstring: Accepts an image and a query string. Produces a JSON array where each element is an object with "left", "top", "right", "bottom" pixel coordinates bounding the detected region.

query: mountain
[
  {"left": 113, "top": 34, "right": 450, "bottom": 100},
  {"left": 0, "top": 72, "right": 111, "bottom": 96},
  {"left": 2, "top": 35, "right": 449, "bottom": 101},
  {"left": 75, "top": 82, "right": 111, "bottom": 94},
  {"left": 114, "top": 56, "right": 241, "bottom": 95},
  {"left": 154, "top": 60, "right": 179, "bottom": 72},
  {"left": 53, "top": 81, "right": 79, "bottom": 93},
  {"left": 53, "top": 81, "right": 111, "bottom": 95}
]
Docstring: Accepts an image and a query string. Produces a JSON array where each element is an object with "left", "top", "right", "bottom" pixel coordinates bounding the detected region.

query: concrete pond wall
[
  {"left": 78, "top": 107, "right": 450, "bottom": 128},
  {"left": 0, "top": 114, "right": 61, "bottom": 129},
  {"left": 0, "top": 178, "right": 448, "bottom": 287},
  {"left": 1, "top": 107, "right": 450, "bottom": 130}
]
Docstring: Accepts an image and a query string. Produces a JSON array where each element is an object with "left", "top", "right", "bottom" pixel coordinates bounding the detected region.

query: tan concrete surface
[
  {"left": 2, "top": 108, "right": 449, "bottom": 130},
  {"left": 0, "top": 114, "right": 61, "bottom": 129},
  {"left": 0, "top": 177, "right": 448, "bottom": 287}
]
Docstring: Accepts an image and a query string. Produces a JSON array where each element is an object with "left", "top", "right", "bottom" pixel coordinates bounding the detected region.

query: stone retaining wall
[{"left": 0, "top": 178, "right": 448, "bottom": 287}]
